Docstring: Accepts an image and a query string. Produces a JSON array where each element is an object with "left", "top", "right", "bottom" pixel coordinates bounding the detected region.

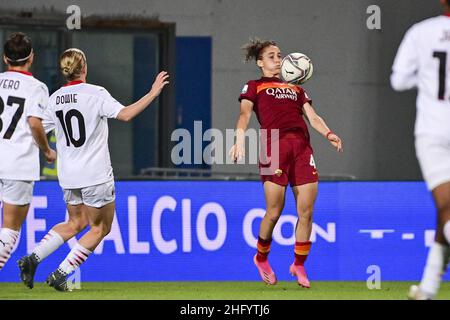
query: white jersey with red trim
[
  {"left": 391, "top": 15, "right": 450, "bottom": 138},
  {"left": 0, "top": 70, "right": 49, "bottom": 181},
  {"left": 44, "top": 82, "right": 125, "bottom": 189}
]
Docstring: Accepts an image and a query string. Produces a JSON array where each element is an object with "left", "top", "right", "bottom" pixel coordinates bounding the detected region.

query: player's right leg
[
  {"left": 47, "top": 201, "right": 115, "bottom": 292},
  {"left": 412, "top": 137, "right": 450, "bottom": 299},
  {"left": 411, "top": 181, "right": 450, "bottom": 300},
  {"left": 253, "top": 181, "right": 286, "bottom": 285},
  {"left": 0, "top": 180, "right": 33, "bottom": 271},
  {"left": 47, "top": 181, "right": 115, "bottom": 291},
  {"left": 18, "top": 197, "right": 89, "bottom": 289}
]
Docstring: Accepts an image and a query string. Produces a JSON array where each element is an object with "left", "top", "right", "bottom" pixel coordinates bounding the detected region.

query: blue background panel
[{"left": 0, "top": 181, "right": 447, "bottom": 282}]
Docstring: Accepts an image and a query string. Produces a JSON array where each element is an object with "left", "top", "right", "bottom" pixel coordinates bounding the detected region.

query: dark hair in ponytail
[{"left": 3, "top": 32, "right": 33, "bottom": 66}]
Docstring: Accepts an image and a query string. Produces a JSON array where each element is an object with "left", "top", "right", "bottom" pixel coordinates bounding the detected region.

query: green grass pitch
[{"left": 0, "top": 281, "right": 449, "bottom": 300}]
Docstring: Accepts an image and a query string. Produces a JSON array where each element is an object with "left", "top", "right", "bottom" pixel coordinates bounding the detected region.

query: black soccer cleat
[
  {"left": 46, "top": 269, "right": 71, "bottom": 292},
  {"left": 18, "top": 254, "right": 39, "bottom": 289}
]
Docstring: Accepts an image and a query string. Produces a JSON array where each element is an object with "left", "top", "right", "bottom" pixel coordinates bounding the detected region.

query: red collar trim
[
  {"left": 445, "top": 13, "right": 450, "bottom": 17},
  {"left": 64, "top": 80, "right": 85, "bottom": 87},
  {"left": 7, "top": 69, "right": 32, "bottom": 76}
]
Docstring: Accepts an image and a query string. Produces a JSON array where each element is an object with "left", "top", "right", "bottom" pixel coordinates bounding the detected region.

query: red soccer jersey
[{"left": 239, "top": 77, "right": 312, "bottom": 139}]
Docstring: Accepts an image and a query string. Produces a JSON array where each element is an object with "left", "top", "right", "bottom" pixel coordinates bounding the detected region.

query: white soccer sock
[
  {"left": 58, "top": 243, "right": 92, "bottom": 275},
  {"left": 0, "top": 228, "right": 19, "bottom": 270},
  {"left": 32, "top": 229, "right": 64, "bottom": 262},
  {"left": 419, "top": 242, "right": 449, "bottom": 298},
  {"left": 444, "top": 221, "right": 450, "bottom": 246}
]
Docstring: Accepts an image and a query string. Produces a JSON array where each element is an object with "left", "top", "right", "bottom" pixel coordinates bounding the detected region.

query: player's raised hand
[
  {"left": 327, "top": 133, "right": 343, "bottom": 152},
  {"left": 149, "top": 71, "right": 170, "bottom": 97},
  {"left": 229, "top": 144, "right": 245, "bottom": 163},
  {"left": 44, "top": 148, "right": 57, "bottom": 164}
]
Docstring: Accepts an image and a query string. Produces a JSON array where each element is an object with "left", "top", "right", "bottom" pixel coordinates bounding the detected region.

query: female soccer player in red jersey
[{"left": 230, "top": 38, "right": 343, "bottom": 287}]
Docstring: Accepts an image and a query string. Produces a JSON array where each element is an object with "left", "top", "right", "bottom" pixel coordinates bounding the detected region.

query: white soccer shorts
[
  {"left": 63, "top": 180, "right": 115, "bottom": 208},
  {"left": 0, "top": 179, "right": 34, "bottom": 205},
  {"left": 415, "top": 136, "right": 450, "bottom": 191}
]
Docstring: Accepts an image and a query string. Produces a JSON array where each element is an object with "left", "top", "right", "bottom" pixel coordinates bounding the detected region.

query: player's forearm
[
  {"left": 28, "top": 117, "right": 51, "bottom": 153},
  {"left": 118, "top": 92, "right": 157, "bottom": 122},
  {"left": 235, "top": 113, "right": 251, "bottom": 146},
  {"left": 309, "top": 115, "right": 332, "bottom": 138}
]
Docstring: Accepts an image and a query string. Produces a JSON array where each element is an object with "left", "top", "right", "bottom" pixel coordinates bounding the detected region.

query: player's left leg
[
  {"left": 18, "top": 203, "right": 89, "bottom": 289},
  {"left": 47, "top": 181, "right": 115, "bottom": 291},
  {"left": 0, "top": 203, "right": 28, "bottom": 271},
  {"left": 0, "top": 180, "right": 33, "bottom": 271},
  {"left": 47, "top": 201, "right": 115, "bottom": 292},
  {"left": 289, "top": 182, "right": 318, "bottom": 288},
  {"left": 432, "top": 181, "right": 450, "bottom": 247},
  {"left": 413, "top": 182, "right": 450, "bottom": 299}
]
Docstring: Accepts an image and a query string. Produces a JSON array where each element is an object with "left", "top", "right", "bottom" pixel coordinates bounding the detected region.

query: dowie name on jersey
[
  {"left": 56, "top": 93, "right": 78, "bottom": 105},
  {"left": 0, "top": 78, "right": 20, "bottom": 90}
]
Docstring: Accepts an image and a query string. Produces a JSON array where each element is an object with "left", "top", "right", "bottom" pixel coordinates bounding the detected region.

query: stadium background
[{"left": 0, "top": 0, "right": 449, "bottom": 289}]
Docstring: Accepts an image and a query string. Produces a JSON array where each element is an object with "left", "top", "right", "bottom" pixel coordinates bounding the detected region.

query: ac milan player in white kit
[
  {"left": 391, "top": 0, "right": 450, "bottom": 300},
  {"left": 18, "top": 48, "right": 169, "bottom": 291},
  {"left": 0, "top": 33, "right": 56, "bottom": 272}
]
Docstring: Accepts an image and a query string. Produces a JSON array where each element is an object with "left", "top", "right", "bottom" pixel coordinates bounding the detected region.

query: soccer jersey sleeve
[
  {"left": 26, "top": 85, "right": 49, "bottom": 119},
  {"left": 239, "top": 81, "right": 257, "bottom": 103},
  {"left": 98, "top": 88, "right": 126, "bottom": 119},
  {"left": 41, "top": 106, "right": 56, "bottom": 134},
  {"left": 391, "top": 25, "right": 419, "bottom": 91},
  {"left": 299, "top": 88, "right": 312, "bottom": 106}
]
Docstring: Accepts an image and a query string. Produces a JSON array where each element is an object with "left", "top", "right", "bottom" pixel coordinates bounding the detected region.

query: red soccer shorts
[{"left": 259, "top": 132, "right": 318, "bottom": 187}]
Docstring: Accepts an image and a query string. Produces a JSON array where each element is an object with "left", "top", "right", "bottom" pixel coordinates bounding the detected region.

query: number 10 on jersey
[{"left": 56, "top": 109, "right": 86, "bottom": 147}]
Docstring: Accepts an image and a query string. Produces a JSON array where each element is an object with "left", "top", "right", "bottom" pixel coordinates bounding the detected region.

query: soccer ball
[{"left": 280, "top": 52, "right": 313, "bottom": 85}]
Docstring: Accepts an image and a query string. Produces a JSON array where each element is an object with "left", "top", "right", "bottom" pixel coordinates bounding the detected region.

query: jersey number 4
[
  {"left": 0, "top": 96, "right": 25, "bottom": 139},
  {"left": 56, "top": 109, "right": 86, "bottom": 147}
]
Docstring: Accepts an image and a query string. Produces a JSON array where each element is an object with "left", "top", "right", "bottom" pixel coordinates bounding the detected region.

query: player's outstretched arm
[
  {"left": 229, "top": 99, "right": 253, "bottom": 162},
  {"left": 302, "top": 102, "right": 343, "bottom": 152},
  {"left": 28, "top": 116, "right": 57, "bottom": 163},
  {"left": 116, "top": 71, "right": 169, "bottom": 122}
]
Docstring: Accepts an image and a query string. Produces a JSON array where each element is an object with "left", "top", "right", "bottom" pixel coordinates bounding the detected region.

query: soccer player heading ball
[
  {"left": 18, "top": 48, "right": 169, "bottom": 291},
  {"left": 391, "top": 0, "right": 450, "bottom": 300},
  {"left": 229, "top": 38, "right": 343, "bottom": 287}
]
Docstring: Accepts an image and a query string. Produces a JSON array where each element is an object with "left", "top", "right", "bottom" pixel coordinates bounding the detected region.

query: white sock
[
  {"left": 419, "top": 242, "right": 449, "bottom": 297},
  {"left": 444, "top": 221, "right": 450, "bottom": 245},
  {"left": 58, "top": 243, "right": 92, "bottom": 275},
  {"left": 0, "top": 228, "right": 19, "bottom": 270},
  {"left": 32, "top": 229, "right": 64, "bottom": 262}
]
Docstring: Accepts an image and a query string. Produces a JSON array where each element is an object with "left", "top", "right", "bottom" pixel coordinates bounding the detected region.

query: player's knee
[
  {"left": 265, "top": 210, "right": 282, "bottom": 224},
  {"left": 69, "top": 216, "right": 89, "bottom": 233},
  {"left": 438, "top": 211, "right": 450, "bottom": 230},
  {"left": 90, "top": 224, "right": 111, "bottom": 239},
  {"left": 437, "top": 201, "right": 450, "bottom": 217},
  {"left": 298, "top": 206, "right": 314, "bottom": 220}
]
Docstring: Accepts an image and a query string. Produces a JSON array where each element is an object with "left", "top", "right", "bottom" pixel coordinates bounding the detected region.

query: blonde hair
[{"left": 60, "top": 48, "right": 86, "bottom": 81}]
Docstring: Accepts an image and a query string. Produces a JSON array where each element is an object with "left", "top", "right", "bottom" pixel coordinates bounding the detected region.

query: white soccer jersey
[
  {"left": 0, "top": 70, "right": 48, "bottom": 181},
  {"left": 44, "top": 82, "right": 125, "bottom": 189},
  {"left": 391, "top": 15, "right": 450, "bottom": 138}
]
